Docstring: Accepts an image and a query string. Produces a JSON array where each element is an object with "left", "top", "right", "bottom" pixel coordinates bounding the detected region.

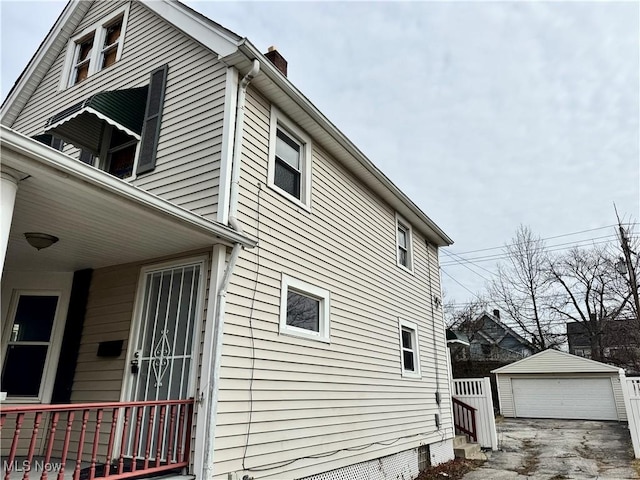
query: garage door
[{"left": 512, "top": 377, "right": 618, "bottom": 420}]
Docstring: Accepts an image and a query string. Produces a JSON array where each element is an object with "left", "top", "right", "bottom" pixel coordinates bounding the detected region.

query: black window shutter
[
  {"left": 51, "top": 269, "right": 92, "bottom": 404},
  {"left": 136, "top": 64, "right": 168, "bottom": 175}
]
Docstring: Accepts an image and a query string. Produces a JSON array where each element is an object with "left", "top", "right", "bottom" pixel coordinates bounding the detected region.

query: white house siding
[
  {"left": 9, "top": 0, "right": 225, "bottom": 220},
  {"left": 211, "top": 88, "right": 453, "bottom": 479}
]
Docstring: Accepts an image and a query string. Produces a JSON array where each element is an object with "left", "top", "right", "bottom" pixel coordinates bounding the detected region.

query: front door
[{"left": 124, "top": 259, "right": 204, "bottom": 460}]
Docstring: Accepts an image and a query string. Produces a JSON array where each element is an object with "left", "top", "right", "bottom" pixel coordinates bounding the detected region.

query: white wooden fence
[
  {"left": 452, "top": 378, "right": 498, "bottom": 450},
  {"left": 621, "top": 372, "right": 640, "bottom": 459}
]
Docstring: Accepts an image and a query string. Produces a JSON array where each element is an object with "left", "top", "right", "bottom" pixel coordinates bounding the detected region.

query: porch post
[{"left": 0, "top": 171, "right": 19, "bottom": 277}]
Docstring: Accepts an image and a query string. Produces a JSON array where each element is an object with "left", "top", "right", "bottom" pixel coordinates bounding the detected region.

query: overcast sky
[{"left": 1, "top": 1, "right": 638, "bottom": 308}]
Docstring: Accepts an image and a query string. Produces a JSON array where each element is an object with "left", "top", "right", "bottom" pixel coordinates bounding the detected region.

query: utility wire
[
  {"left": 441, "top": 249, "right": 496, "bottom": 280},
  {"left": 440, "top": 268, "right": 484, "bottom": 301},
  {"left": 441, "top": 236, "right": 619, "bottom": 266},
  {"left": 447, "top": 223, "right": 637, "bottom": 256}
]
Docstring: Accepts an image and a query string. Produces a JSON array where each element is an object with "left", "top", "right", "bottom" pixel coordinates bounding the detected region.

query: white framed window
[
  {"left": 61, "top": 4, "right": 130, "bottom": 88},
  {"left": 279, "top": 275, "right": 330, "bottom": 343},
  {"left": 268, "top": 106, "right": 312, "bottom": 210},
  {"left": 396, "top": 213, "right": 414, "bottom": 272},
  {"left": 399, "top": 318, "right": 421, "bottom": 378}
]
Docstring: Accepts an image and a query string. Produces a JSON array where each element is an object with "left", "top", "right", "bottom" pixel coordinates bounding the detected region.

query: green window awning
[{"left": 44, "top": 86, "right": 148, "bottom": 155}]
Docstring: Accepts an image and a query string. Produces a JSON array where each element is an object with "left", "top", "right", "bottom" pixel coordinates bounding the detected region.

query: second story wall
[
  {"left": 212, "top": 86, "right": 452, "bottom": 478},
  {"left": 9, "top": 0, "right": 227, "bottom": 220}
]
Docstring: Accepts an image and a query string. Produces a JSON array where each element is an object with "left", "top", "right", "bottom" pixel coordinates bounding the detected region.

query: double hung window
[
  {"left": 396, "top": 214, "right": 414, "bottom": 271},
  {"left": 399, "top": 319, "right": 421, "bottom": 377},
  {"left": 64, "top": 5, "right": 129, "bottom": 88},
  {"left": 268, "top": 107, "right": 312, "bottom": 209}
]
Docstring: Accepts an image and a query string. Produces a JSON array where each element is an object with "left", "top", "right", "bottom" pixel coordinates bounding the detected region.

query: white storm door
[{"left": 129, "top": 262, "right": 203, "bottom": 403}]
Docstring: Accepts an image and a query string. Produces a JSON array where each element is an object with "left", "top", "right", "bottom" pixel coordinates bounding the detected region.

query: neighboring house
[
  {"left": 452, "top": 310, "right": 536, "bottom": 363},
  {"left": 567, "top": 319, "right": 640, "bottom": 372},
  {"left": 0, "top": 2, "right": 455, "bottom": 480}
]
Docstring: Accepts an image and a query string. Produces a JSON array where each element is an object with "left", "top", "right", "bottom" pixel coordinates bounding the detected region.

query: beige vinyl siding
[
  {"left": 10, "top": 0, "right": 226, "bottom": 220},
  {"left": 212, "top": 87, "right": 452, "bottom": 479},
  {"left": 496, "top": 374, "right": 515, "bottom": 417},
  {"left": 54, "top": 249, "right": 212, "bottom": 463},
  {"left": 71, "top": 264, "right": 138, "bottom": 403}
]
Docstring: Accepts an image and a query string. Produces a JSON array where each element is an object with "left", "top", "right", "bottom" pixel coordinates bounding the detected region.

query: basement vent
[{"left": 418, "top": 445, "right": 431, "bottom": 472}]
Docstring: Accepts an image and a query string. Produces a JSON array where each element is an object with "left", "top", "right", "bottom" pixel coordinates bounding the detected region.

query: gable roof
[
  {"left": 1, "top": 0, "right": 453, "bottom": 247},
  {"left": 479, "top": 311, "right": 534, "bottom": 348},
  {"left": 492, "top": 348, "right": 622, "bottom": 374}
]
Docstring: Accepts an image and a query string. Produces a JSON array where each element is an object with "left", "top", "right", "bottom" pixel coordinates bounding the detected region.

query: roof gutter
[{"left": 232, "top": 40, "right": 453, "bottom": 247}]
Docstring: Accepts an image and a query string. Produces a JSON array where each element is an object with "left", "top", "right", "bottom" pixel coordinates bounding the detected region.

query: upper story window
[
  {"left": 268, "top": 106, "right": 312, "bottom": 210},
  {"left": 43, "top": 64, "right": 168, "bottom": 180},
  {"left": 396, "top": 214, "right": 414, "bottom": 272},
  {"left": 62, "top": 5, "right": 129, "bottom": 88},
  {"left": 279, "top": 275, "right": 330, "bottom": 343}
]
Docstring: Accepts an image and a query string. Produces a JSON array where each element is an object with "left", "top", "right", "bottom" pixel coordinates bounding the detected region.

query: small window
[
  {"left": 72, "top": 34, "right": 94, "bottom": 85},
  {"left": 105, "top": 128, "right": 138, "bottom": 179},
  {"left": 279, "top": 275, "right": 330, "bottom": 342},
  {"left": 396, "top": 214, "right": 414, "bottom": 271},
  {"left": 268, "top": 106, "right": 312, "bottom": 210},
  {"left": 62, "top": 6, "right": 129, "bottom": 88},
  {"left": 1, "top": 295, "right": 59, "bottom": 398},
  {"left": 275, "top": 129, "right": 302, "bottom": 199},
  {"left": 101, "top": 18, "right": 123, "bottom": 69},
  {"left": 399, "top": 319, "right": 421, "bottom": 377}
]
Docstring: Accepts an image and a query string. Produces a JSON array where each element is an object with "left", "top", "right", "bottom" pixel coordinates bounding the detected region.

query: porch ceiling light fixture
[{"left": 24, "top": 232, "right": 59, "bottom": 250}]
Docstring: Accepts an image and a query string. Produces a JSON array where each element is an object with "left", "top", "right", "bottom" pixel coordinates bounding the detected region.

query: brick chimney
[
  {"left": 493, "top": 309, "right": 500, "bottom": 319},
  {"left": 265, "top": 46, "right": 287, "bottom": 77}
]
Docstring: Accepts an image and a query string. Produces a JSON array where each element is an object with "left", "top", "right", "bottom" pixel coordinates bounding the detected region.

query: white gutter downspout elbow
[
  {"left": 203, "top": 59, "right": 260, "bottom": 480},
  {"left": 228, "top": 59, "right": 260, "bottom": 233}
]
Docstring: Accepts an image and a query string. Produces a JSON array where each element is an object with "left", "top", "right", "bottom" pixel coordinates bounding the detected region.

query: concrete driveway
[{"left": 461, "top": 418, "right": 638, "bottom": 479}]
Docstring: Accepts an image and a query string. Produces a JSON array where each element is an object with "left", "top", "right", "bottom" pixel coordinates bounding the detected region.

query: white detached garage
[{"left": 493, "top": 349, "right": 627, "bottom": 421}]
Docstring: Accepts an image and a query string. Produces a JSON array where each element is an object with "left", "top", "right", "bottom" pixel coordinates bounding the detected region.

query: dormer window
[{"left": 62, "top": 5, "right": 129, "bottom": 88}]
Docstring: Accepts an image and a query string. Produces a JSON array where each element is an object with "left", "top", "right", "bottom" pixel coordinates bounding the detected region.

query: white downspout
[
  {"left": 228, "top": 59, "right": 260, "bottom": 233},
  {"left": 202, "top": 59, "right": 260, "bottom": 480}
]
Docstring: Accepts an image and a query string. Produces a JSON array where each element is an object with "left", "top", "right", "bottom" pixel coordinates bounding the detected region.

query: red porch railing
[
  {"left": 0, "top": 399, "right": 194, "bottom": 480},
  {"left": 452, "top": 397, "right": 477, "bottom": 442}
]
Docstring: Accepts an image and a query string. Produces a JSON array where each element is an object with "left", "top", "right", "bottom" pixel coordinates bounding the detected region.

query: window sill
[
  {"left": 401, "top": 371, "right": 422, "bottom": 380},
  {"left": 279, "top": 327, "right": 330, "bottom": 344},
  {"left": 267, "top": 181, "right": 311, "bottom": 213},
  {"left": 396, "top": 261, "right": 415, "bottom": 275}
]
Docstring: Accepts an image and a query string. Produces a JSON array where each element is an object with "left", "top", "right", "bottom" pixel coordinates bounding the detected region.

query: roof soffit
[{"left": 138, "top": 0, "right": 241, "bottom": 57}]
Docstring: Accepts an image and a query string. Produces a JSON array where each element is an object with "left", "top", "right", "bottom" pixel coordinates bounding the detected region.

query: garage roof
[{"left": 492, "top": 349, "right": 622, "bottom": 374}]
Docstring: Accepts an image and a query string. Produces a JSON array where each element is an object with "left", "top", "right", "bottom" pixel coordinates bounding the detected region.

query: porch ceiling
[{"left": 1, "top": 127, "right": 255, "bottom": 272}]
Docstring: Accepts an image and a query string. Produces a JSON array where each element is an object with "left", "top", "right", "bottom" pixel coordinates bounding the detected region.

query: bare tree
[
  {"left": 547, "top": 244, "right": 632, "bottom": 362},
  {"left": 444, "top": 296, "right": 488, "bottom": 362},
  {"left": 490, "top": 225, "right": 560, "bottom": 351}
]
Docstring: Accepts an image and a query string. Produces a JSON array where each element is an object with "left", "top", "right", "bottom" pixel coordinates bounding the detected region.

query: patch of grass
[
  {"left": 632, "top": 459, "right": 640, "bottom": 477},
  {"left": 549, "top": 475, "right": 570, "bottom": 480},
  {"left": 415, "top": 459, "right": 484, "bottom": 480}
]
